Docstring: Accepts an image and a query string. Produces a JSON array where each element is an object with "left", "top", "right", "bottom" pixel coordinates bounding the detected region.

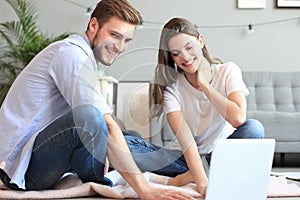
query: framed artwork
[
  {"left": 238, "top": 0, "right": 265, "bottom": 8},
  {"left": 277, "top": 0, "right": 300, "bottom": 7}
]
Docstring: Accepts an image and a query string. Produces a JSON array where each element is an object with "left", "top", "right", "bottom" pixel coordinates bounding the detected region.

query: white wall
[{"left": 1, "top": 0, "right": 300, "bottom": 81}]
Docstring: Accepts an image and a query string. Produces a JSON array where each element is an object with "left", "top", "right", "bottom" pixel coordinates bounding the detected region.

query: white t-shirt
[
  {"left": 0, "top": 34, "right": 112, "bottom": 189},
  {"left": 163, "top": 62, "right": 249, "bottom": 154}
]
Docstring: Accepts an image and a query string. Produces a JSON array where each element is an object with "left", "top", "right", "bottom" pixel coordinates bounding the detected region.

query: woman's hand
[
  {"left": 197, "top": 70, "right": 207, "bottom": 91},
  {"left": 196, "top": 67, "right": 210, "bottom": 92},
  {"left": 197, "top": 178, "right": 208, "bottom": 196},
  {"left": 167, "top": 171, "right": 208, "bottom": 197}
]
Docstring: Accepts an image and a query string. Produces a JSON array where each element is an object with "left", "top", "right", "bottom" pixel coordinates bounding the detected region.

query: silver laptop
[{"left": 205, "top": 139, "right": 275, "bottom": 200}]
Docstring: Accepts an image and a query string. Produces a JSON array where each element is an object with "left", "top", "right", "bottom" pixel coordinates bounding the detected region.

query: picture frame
[
  {"left": 277, "top": 0, "right": 300, "bottom": 7},
  {"left": 237, "top": 0, "right": 265, "bottom": 8}
]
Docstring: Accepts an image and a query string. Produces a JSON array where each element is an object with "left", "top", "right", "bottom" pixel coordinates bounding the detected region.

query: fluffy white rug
[{"left": 0, "top": 171, "right": 300, "bottom": 199}]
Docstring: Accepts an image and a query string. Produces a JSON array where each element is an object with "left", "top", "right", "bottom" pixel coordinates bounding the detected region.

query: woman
[{"left": 125, "top": 17, "right": 264, "bottom": 196}]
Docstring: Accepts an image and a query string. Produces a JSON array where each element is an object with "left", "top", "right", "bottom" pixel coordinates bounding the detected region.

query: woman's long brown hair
[{"left": 152, "top": 17, "right": 222, "bottom": 117}]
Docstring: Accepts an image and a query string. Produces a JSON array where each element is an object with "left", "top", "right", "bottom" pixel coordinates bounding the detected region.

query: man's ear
[
  {"left": 198, "top": 34, "right": 205, "bottom": 48},
  {"left": 88, "top": 17, "right": 99, "bottom": 33}
]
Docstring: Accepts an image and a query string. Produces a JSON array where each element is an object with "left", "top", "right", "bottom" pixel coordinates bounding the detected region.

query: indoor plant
[{"left": 0, "top": 0, "right": 69, "bottom": 105}]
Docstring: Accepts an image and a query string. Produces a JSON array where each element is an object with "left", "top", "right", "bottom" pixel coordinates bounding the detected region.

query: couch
[
  {"left": 243, "top": 71, "right": 300, "bottom": 154},
  {"left": 149, "top": 71, "right": 300, "bottom": 162}
]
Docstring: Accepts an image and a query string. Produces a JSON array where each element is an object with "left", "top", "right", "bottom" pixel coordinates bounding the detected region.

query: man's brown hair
[{"left": 88, "top": 0, "right": 142, "bottom": 30}]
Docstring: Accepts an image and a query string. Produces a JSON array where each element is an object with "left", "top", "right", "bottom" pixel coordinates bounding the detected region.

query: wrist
[
  {"left": 135, "top": 183, "right": 150, "bottom": 198},
  {"left": 164, "top": 177, "right": 170, "bottom": 185}
]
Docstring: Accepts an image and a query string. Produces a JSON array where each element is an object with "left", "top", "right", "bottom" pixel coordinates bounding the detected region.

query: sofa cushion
[
  {"left": 243, "top": 72, "right": 300, "bottom": 112},
  {"left": 243, "top": 71, "right": 300, "bottom": 153},
  {"left": 247, "top": 111, "right": 300, "bottom": 141}
]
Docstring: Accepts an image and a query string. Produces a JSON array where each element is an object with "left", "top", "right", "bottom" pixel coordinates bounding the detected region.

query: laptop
[{"left": 205, "top": 139, "right": 276, "bottom": 200}]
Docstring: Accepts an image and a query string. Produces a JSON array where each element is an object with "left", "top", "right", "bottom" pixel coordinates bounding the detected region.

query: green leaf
[{"left": 0, "top": 0, "right": 70, "bottom": 105}]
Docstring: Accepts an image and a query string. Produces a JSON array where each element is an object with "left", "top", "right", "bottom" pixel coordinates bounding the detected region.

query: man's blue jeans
[
  {"left": 24, "top": 104, "right": 112, "bottom": 190},
  {"left": 124, "top": 119, "right": 265, "bottom": 177}
]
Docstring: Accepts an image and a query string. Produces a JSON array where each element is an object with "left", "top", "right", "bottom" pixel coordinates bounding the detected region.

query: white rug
[{"left": 0, "top": 171, "right": 300, "bottom": 199}]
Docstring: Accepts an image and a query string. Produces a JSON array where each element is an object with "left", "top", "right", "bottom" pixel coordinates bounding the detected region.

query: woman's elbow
[{"left": 230, "top": 115, "right": 246, "bottom": 128}]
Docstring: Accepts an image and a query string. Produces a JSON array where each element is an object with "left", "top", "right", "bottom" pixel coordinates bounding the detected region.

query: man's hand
[
  {"left": 140, "top": 186, "right": 199, "bottom": 200},
  {"left": 103, "top": 114, "right": 198, "bottom": 200}
]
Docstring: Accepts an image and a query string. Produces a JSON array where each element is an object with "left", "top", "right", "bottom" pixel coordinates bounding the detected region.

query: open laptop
[{"left": 205, "top": 139, "right": 276, "bottom": 200}]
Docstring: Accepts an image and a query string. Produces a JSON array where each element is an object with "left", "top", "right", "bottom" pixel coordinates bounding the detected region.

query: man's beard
[
  {"left": 92, "top": 44, "right": 105, "bottom": 64},
  {"left": 92, "top": 34, "right": 115, "bottom": 66},
  {"left": 91, "top": 31, "right": 106, "bottom": 65}
]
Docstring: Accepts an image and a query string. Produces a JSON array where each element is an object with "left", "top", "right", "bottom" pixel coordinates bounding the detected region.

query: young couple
[{"left": 0, "top": 0, "right": 264, "bottom": 199}]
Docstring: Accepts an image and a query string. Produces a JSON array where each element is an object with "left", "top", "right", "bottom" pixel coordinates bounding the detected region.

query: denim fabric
[
  {"left": 125, "top": 119, "right": 265, "bottom": 177},
  {"left": 23, "top": 104, "right": 112, "bottom": 190},
  {"left": 228, "top": 119, "right": 265, "bottom": 139},
  {"left": 124, "top": 134, "right": 188, "bottom": 177}
]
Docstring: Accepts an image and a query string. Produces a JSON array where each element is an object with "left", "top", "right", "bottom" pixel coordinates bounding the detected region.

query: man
[{"left": 0, "top": 0, "right": 194, "bottom": 199}]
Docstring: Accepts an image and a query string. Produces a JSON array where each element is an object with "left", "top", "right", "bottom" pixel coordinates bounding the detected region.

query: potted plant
[{"left": 0, "top": 0, "right": 69, "bottom": 105}]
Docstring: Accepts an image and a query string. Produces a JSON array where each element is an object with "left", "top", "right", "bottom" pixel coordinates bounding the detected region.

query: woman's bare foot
[{"left": 167, "top": 171, "right": 194, "bottom": 186}]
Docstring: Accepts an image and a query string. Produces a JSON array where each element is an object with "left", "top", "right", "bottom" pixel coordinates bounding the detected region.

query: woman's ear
[{"left": 198, "top": 34, "right": 205, "bottom": 48}]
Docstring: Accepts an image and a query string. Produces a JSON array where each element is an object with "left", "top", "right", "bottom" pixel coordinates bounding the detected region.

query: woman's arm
[
  {"left": 197, "top": 71, "right": 247, "bottom": 128},
  {"left": 205, "top": 88, "right": 246, "bottom": 128},
  {"left": 167, "top": 111, "right": 208, "bottom": 196}
]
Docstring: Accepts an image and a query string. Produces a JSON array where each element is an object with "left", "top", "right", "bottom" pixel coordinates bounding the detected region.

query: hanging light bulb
[
  {"left": 85, "top": 6, "right": 92, "bottom": 16},
  {"left": 86, "top": 7, "right": 92, "bottom": 14},
  {"left": 248, "top": 23, "right": 254, "bottom": 34}
]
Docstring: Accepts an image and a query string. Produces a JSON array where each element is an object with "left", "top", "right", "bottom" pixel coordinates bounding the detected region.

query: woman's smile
[{"left": 182, "top": 57, "right": 197, "bottom": 68}]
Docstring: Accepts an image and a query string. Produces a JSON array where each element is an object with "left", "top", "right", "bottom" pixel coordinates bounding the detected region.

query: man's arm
[{"left": 103, "top": 114, "right": 196, "bottom": 200}]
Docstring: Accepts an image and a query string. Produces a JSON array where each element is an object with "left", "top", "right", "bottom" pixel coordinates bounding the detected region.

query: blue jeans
[
  {"left": 23, "top": 104, "right": 112, "bottom": 190},
  {"left": 125, "top": 119, "right": 265, "bottom": 177}
]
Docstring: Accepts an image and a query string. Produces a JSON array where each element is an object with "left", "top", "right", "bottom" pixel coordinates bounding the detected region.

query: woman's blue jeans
[
  {"left": 24, "top": 104, "right": 112, "bottom": 190},
  {"left": 124, "top": 119, "right": 265, "bottom": 177}
]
